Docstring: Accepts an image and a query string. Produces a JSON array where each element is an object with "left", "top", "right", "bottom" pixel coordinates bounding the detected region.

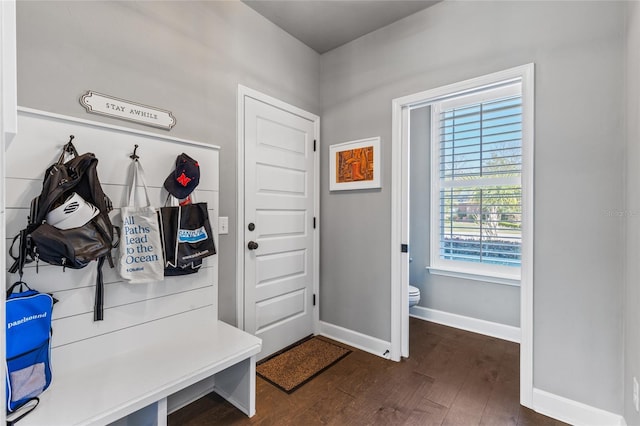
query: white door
[{"left": 242, "top": 92, "right": 317, "bottom": 360}]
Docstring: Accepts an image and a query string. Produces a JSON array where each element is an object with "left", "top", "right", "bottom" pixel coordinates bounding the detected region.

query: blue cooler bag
[{"left": 5, "top": 281, "right": 54, "bottom": 415}]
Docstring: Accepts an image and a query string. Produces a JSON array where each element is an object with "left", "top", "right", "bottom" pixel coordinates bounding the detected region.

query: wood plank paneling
[{"left": 5, "top": 109, "right": 219, "bottom": 369}]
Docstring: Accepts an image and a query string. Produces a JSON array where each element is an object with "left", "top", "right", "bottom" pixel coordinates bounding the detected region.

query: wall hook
[
  {"left": 129, "top": 144, "right": 140, "bottom": 161},
  {"left": 64, "top": 135, "right": 78, "bottom": 156}
]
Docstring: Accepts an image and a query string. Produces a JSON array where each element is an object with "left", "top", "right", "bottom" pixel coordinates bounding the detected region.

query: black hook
[
  {"left": 65, "top": 135, "right": 75, "bottom": 152},
  {"left": 62, "top": 135, "right": 79, "bottom": 158},
  {"left": 130, "top": 144, "right": 140, "bottom": 161}
]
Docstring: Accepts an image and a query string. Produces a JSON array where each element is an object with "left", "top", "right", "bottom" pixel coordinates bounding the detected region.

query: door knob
[{"left": 248, "top": 241, "right": 259, "bottom": 250}]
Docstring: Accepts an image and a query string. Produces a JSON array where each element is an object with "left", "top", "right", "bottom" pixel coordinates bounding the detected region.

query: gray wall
[
  {"left": 320, "top": 0, "right": 625, "bottom": 414},
  {"left": 14, "top": 0, "right": 632, "bottom": 417},
  {"left": 409, "top": 106, "right": 520, "bottom": 327},
  {"left": 15, "top": 0, "right": 320, "bottom": 325},
  {"left": 625, "top": 1, "right": 640, "bottom": 424}
]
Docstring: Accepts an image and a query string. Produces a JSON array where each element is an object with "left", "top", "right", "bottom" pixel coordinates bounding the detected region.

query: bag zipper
[{"left": 33, "top": 248, "right": 39, "bottom": 273}]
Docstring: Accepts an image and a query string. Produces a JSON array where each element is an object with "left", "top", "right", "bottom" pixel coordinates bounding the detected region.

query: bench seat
[{"left": 19, "top": 314, "right": 261, "bottom": 426}]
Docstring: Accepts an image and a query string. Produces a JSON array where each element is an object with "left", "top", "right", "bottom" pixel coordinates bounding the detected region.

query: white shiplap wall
[{"left": 5, "top": 108, "right": 219, "bottom": 373}]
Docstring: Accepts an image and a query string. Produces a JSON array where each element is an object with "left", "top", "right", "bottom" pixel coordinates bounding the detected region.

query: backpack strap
[
  {"left": 94, "top": 256, "right": 106, "bottom": 321},
  {"left": 6, "top": 281, "right": 32, "bottom": 298},
  {"left": 105, "top": 225, "right": 121, "bottom": 269},
  {"left": 7, "top": 228, "right": 34, "bottom": 276},
  {"left": 7, "top": 233, "right": 23, "bottom": 275}
]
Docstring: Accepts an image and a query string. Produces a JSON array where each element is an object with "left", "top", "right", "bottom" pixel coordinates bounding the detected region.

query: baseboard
[
  {"left": 410, "top": 306, "right": 521, "bottom": 343},
  {"left": 318, "top": 321, "right": 392, "bottom": 360},
  {"left": 532, "top": 388, "right": 626, "bottom": 426}
]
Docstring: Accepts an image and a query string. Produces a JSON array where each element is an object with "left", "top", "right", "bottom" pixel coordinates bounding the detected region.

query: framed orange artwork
[{"left": 329, "top": 137, "right": 381, "bottom": 191}]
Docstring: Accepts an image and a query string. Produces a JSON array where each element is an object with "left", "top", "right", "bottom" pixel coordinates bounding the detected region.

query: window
[{"left": 430, "top": 82, "right": 523, "bottom": 283}]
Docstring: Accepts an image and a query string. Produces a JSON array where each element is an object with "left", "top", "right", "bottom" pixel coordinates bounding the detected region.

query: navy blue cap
[{"left": 164, "top": 153, "right": 200, "bottom": 199}]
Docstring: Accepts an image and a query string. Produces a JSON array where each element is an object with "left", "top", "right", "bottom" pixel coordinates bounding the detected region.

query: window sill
[{"left": 426, "top": 266, "right": 520, "bottom": 287}]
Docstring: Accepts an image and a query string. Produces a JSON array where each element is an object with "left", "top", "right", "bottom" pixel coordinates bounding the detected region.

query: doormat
[{"left": 256, "top": 336, "right": 351, "bottom": 393}]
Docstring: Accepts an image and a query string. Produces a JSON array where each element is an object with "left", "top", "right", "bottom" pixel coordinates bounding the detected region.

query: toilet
[{"left": 409, "top": 285, "right": 421, "bottom": 308}]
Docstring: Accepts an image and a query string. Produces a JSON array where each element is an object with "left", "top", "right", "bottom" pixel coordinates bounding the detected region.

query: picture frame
[{"left": 329, "top": 136, "right": 381, "bottom": 191}]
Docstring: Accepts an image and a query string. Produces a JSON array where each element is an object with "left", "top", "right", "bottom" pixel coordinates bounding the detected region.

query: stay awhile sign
[{"left": 80, "top": 91, "right": 176, "bottom": 130}]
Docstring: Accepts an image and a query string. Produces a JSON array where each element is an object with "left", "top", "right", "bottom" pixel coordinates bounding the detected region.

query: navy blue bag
[{"left": 5, "top": 281, "right": 54, "bottom": 418}]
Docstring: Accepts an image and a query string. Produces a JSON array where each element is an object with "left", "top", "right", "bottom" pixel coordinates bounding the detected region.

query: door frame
[
  {"left": 236, "top": 85, "right": 320, "bottom": 334},
  {"left": 1, "top": 1, "right": 17, "bottom": 422},
  {"left": 390, "top": 64, "right": 535, "bottom": 407}
]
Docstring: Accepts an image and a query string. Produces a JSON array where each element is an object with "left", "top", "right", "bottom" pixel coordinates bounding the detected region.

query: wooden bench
[{"left": 18, "top": 309, "right": 261, "bottom": 426}]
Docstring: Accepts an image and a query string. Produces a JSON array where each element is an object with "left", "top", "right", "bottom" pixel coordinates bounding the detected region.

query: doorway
[
  {"left": 390, "top": 64, "right": 535, "bottom": 407},
  {"left": 236, "top": 86, "right": 320, "bottom": 360}
]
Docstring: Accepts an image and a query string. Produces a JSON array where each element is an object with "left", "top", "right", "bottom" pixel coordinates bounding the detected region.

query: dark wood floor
[{"left": 169, "top": 317, "right": 566, "bottom": 425}]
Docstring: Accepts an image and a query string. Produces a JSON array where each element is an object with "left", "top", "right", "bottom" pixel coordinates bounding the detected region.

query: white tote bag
[{"left": 118, "top": 160, "right": 165, "bottom": 283}]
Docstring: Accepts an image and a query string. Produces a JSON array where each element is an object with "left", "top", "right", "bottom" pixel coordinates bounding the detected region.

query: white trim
[
  {"left": 400, "top": 107, "right": 410, "bottom": 358},
  {"left": 391, "top": 63, "right": 535, "bottom": 408},
  {"left": 519, "top": 63, "right": 535, "bottom": 408},
  {"left": 17, "top": 107, "right": 219, "bottom": 150},
  {"left": 427, "top": 266, "right": 520, "bottom": 287},
  {"left": 236, "top": 85, "right": 320, "bottom": 335},
  {"left": 436, "top": 82, "right": 521, "bottom": 112},
  {"left": 313, "top": 110, "right": 321, "bottom": 334},
  {"left": 396, "top": 71, "right": 523, "bottom": 110},
  {"left": 307, "top": 95, "right": 321, "bottom": 335},
  {"left": 318, "top": 321, "right": 392, "bottom": 360},
  {"left": 2, "top": 0, "right": 17, "bottom": 143},
  {"left": 532, "top": 388, "right": 626, "bottom": 426},
  {"left": 410, "top": 306, "right": 521, "bottom": 343},
  {"left": 1, "top": 4, "right": 16, "bottom": 423},
  {"left": 236, "top": 88, "right": 246, "bottom": 330},
  {"left": 390, "top": 98, "right": 404, "bottom": 362}
]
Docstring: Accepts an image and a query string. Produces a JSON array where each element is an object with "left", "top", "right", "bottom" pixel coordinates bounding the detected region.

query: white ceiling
[{"left": 242, "top": 0, "right": 440, "bottom": 54}]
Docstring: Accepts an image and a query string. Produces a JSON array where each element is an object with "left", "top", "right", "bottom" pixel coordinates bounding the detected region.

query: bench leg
[
  {"left": 213, "top": 356, "right": 256, "bottom": 417},
  {"left": 157, "top": 398, "right": 168, "bottom": 426},
  {"left": 109, "top": 398, "right": 167, "bottom": 426}
]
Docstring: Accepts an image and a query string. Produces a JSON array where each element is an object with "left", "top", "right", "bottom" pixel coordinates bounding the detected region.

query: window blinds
[{"left": 437, "top": 95, "right": 522, "bottom": 267}]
